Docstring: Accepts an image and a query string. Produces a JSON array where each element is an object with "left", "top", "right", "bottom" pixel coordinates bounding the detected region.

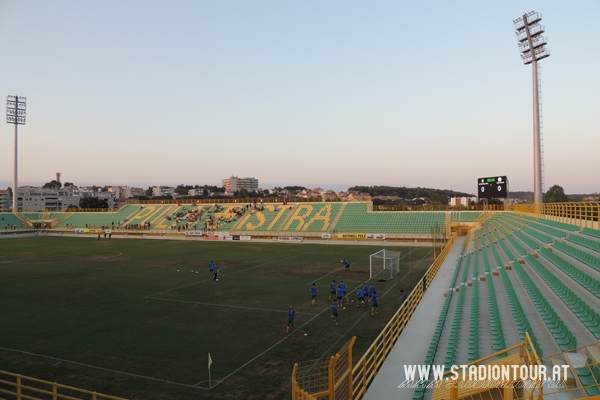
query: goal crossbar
[{"left": 370, "top": 249, "right": 401, "bottom": 279}]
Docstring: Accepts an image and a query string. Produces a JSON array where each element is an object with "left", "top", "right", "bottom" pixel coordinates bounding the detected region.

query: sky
[{"left": 0, "top": 1, "right": 599, "bottom": 195}]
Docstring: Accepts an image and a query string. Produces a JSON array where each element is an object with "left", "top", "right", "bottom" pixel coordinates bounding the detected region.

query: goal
[{"left": 370, "top": 249, "right": 401, "bottom": 279}]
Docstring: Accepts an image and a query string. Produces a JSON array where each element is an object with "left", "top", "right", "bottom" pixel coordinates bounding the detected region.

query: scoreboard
[{"left": 478, "top": 176, "right": 508, "bottom": 199}]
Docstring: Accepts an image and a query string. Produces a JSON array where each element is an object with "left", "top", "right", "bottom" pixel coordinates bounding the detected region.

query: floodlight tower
[
  {"left": 6, "top": 95, "right": 27, "bottom": 211},
  {"left": 514, "top": 11, "right": 549, "bottom": 205}
]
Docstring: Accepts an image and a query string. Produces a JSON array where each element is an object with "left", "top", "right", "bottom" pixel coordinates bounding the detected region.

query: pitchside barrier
[
  {"left": 433, "top": 334, "right": 600, "bottom": 400},
  {"left": 292, "top": 232, "right": 458, "bottom": 400},
  {"left": 514, "top": 201, "right": 600, "bottom": 230},
  {"left": 0, "top": 370, "right": 127, "bottom": 400}
]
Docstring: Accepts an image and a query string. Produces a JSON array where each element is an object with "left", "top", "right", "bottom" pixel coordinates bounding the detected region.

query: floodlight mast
[
  {"left": 514, "top": 11, "right": 549, "bottom": 205},
  {"left": 6, "top": 95, "right": 26, "bottom": 211}
]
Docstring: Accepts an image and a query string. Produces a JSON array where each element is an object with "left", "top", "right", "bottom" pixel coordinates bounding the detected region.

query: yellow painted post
[
  {"left": 348, "top": 337, "right": 356, "bottom": 400},
  {"left": 93, "top": 392, "right": 97, "bottom": 400},
  {"left": 362, "top": 357, "right": 367, "bottom": 396},
  {"left": 17, "top": 375, "right": 21, "bottom": 400},
  {"left": 292, "top": 364, "right": 299, "bottom": 400},
  {"left": 382, "top": 330, "right": 387, "bottom": 362},
  {"left": 373, "top": 342, "right": 378, "bottom": 370},
  {"left": 329, "top": 355, "right": 338, "bottom": 400},
  {"left": 53, "top": 383, "right": 58, "bottom": 400},
  {"left": 450, "top": 379, "right": 458, "bottom": 400}
]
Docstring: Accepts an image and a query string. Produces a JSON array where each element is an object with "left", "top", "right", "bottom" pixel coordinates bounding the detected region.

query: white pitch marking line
[
  {"left": 398, "top": 250, "right": 432, "bottom": 282},
  {"left": 209, "top": 303, "right": 331, "bottom": 389},
  {"left": 306, "top": 266, "right": 346, "bottom": 285},
  {"left": 147, "top": 297, "right": 319, "bottom": 315},
  {"left": 145, "top": 252, "right": 313, "bottom": 298},
  {"left": 0, "top": 346, "right": 208, "bottom": 390},
  {"left": 319, "top": 280, "right": 399, "bottom": 358}
]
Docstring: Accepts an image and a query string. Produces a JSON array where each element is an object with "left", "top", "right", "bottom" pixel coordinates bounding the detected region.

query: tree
[
  {"left": 545, "top": 185, "right": 568, "bottom": 203},
  {"left": 79, "top": 197, "right": 108, "bottom": 209},
  {"left": 43, "top": 180, "right": 62, "bottom": 189},
  {"left": 145, "top": 187, "right": 153, "bottom": 196},
  {"left": 66, "top": 204, "right": 79, "bottom": 210}
]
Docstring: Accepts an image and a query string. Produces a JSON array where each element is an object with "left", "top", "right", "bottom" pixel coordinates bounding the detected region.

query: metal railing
[
  {"left": 0, "top": 370, "right": 127, "bottom": 400},
  {"left": 514, "top": 201, "right": 600, "bottom": 229},
  {"left": 350, "top": 233, "right": 457, "bottom": 399},
  {"left": 291, "top": 233, "right": 457, "bottom": 400}
]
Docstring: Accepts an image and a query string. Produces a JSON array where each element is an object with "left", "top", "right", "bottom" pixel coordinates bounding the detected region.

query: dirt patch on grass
[{"left": 84, "top": 254, "right": 129, "bottom": 262}]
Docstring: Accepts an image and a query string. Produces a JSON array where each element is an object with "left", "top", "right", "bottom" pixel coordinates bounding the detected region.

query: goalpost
[{"left": 370, "top": 249, "right": 401, "bottom": 279}]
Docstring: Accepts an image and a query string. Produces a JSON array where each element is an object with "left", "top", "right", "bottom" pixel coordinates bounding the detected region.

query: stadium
[{"left": 2, "top": 3, "right": 600, "bottom": 400}]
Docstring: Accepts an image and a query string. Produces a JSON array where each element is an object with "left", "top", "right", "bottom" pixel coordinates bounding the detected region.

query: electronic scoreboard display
[{"left": 478, "top": 176, "right": 508, "bottom": 199}]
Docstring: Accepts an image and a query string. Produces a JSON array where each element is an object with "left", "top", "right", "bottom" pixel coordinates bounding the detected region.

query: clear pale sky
[{"left": 1, "top": 1, "right": 598, "bottom": 194}]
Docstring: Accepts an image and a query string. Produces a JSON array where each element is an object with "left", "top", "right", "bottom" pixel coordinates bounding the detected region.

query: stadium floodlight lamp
[
  {"left": 514, "top": 11, "right": 549, "bottom": 205},
  {"left": 6, "top": 95, "right": 26, "bottom": 211}
]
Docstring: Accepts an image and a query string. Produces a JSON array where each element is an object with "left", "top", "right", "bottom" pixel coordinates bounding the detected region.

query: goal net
[{"left": 370, "top": 249, "right": 401, "bottom": 279}]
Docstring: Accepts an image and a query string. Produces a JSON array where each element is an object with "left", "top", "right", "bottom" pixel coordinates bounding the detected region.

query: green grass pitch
[{"left": 0, "top": 236, "right": 434, "bottom": 399}]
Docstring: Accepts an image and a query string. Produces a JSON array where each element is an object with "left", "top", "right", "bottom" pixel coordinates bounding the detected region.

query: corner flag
[{"left": 208, "top": 352, "right": 213, "bottom": 389}]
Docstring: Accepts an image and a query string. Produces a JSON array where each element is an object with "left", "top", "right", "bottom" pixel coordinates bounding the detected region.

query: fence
[
  {"left": 514, "top": 201, "right": 600, "bottom": 230},
  {"left": 433, "top": 334, "right": 600, "bottom": 400},
  {"left": 0, "top": 370, "right": 127, "bottom": 400},
  {"left": 292, "top": 337, "right": 356, "bottom": 400},
  {"left": 292, "top": 232, "right": 457, "bottom": 400}
]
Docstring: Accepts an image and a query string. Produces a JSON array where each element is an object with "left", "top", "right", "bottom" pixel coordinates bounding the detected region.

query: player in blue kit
[
  {"left": 310, "top": 283, "right": 318, "bottom": 306},
  {"left": 287, "top": 305, "right": 295, "bottom": 333},
  {"left": 363, "top": 283, "right": 369, "bottom": 298},
  {"left": 371, "top": 292, "right": 379, "bottom": 316},
  {"left": 328, "top": 280, "right": 336, "bottom": 300},
  {"left": 336, "top": 285, "right": 344, "bottom": 308},
  {"left": 208, "top": 261, "right": 214, "bottom": 277},
  {"left": 368, "top": 283, "right": 375, "bottom": 303},
  {"left": 356, "top": 287, "right": 365, "bottom": 308},
  {"left": 331, "top": 300, "right": 339, "bottom": 325},
  {"left": 340, "top": 280, "right": 349, "bottom": 301},
  {"left": 342, "top": 259, "right": 350, "bottom": 272}
]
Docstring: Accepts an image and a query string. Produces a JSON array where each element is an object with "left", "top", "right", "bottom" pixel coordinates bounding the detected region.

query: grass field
[{"left": 0, "top": 236, "right": 434, "bottom": 399}]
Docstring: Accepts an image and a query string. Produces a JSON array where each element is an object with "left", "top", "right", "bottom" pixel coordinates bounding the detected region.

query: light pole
[
  {"left": 6, "top": 95, "right": 26, "bottom": 211},
  {"left": 513, "top": 12, "right": 549, "bottom": 205}
]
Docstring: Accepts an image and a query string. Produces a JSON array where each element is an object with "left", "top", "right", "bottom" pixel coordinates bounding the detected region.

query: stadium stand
[
  {"left": 0, "top": 213, "right": 26, "bottom": 229},
  {"left": 335, "top": 203, "right": 445, "bottom": 234},
  {"left": 55, "top": 205, "right": 139, "bottom": 228}
]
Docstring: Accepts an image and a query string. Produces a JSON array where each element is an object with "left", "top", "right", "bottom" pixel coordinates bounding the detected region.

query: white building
[
  {"left": 0, "top": 190, "right": 10, "bottom": 210},
  {"left": 109, "top": 186, "right": 132, "bottom": 199},
  {"left": 152, "top": 186, "right": 175, "bottom": 198},
  {"left": 16, "top": 187, "right": 116, "bottom": 210},
  {"left": 130, "top": 187, "right": 145, "bottom": 197},
  {"left": 188, "top": 188, "right": 210, "bottom": 197},
  {"left": 450, "top": 197, "right": 478, "bottom": 206},
  {"left": 222, "top": 176, "right": 259, "bottom": 192}
]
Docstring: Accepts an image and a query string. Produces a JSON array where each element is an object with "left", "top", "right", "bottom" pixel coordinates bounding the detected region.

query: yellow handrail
[{"left": 0, "top": 370, "right": 127, "bottom": 400}]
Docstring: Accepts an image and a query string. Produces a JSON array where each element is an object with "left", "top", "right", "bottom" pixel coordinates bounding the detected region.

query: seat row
[
  {"left": 497, "top": 265, "right": 544, "bottom": 356},
  {"left": 412, "top": 268, "right": 458, "bottom": 400},
  {"left": 510, "top": 261, "right": 576, "bottom": 352},
  {"left": 567, "top": 234, "right": 600, "bottom": 253},
  {"left": 521, "top": 226, "right": 553, "bottom": 244},
  {"left": 525, "top": 254, "right": 600, "bottom": 340},
  {"left": 530, "top": 222, "right": 566, "bottom": 238},
  {"left": 583, "top": 227, "right": 600, "bottom": 240},
  {"left": 539, "top": 248, "right": 600, "bottom": 299},
  {"left": 553, "top": 241, "right": 600, "bottom": 273}
]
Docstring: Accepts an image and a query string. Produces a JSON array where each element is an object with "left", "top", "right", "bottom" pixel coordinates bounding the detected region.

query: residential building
[
  {"left": 0, "top": 190, "right": 10, "bottom": 209},
  {"left": 109, "top": 186, "right": 132, "bottom": 199},
  {"left": 152, "top": 186, "right": 175, "bottom": 198},
  {"left": 188, "top": 188, "right": 210, "bottom": 196},
  {"left": 450, "top": 197, "right": 478, "bottom": 206},
  {"left": 222, "top": 176, "right": 259, "bottom": 192},
  {"left": 130, "top": 187, "right": 145, "bottom": 197},
  {"left": 17, "top": 187, "right": 116, "bottom": 210}
]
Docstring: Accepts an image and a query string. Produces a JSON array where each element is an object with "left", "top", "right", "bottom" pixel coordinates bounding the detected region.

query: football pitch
[{"left": 0, "top": 236, "right": 434, "bottom": 399}]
